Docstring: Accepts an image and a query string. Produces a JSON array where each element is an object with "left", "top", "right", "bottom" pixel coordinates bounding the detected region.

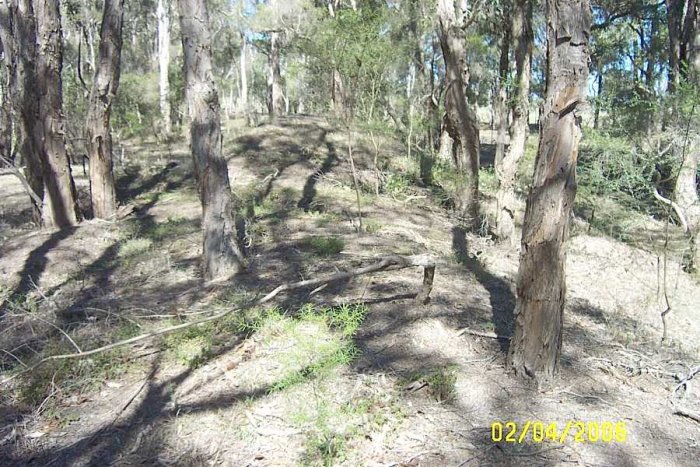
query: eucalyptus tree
[
  {"left": 507, "top": 0, "right": 591, "bottom": 377},
  {"left": 178, "top": 0, "right": 245, "bottom": 281},
  {"left": 86, "top": 0, "right": 125, "bottom": 220},
  {"left": 436, "top": 0, "right": 481, "bottom": 224}
]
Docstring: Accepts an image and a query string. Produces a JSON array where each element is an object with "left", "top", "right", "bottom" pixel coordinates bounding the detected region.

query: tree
[
  {"left": 436, "top": 0, "right": 481, "bottom": 224},
  {"left": 177, "top": 0, "right": 245, "bottom": 281},
  {"left": 507, "top": 0, "right": 591, "bottom": 377},
  {"left": 86, "top": 0, "right": 125, "bottom": 220},
  {"left": 267, "top": 29, "right": 284, "bottom": 116},
  {"left": 496, "top": 0, "right": 533, "bottom": 243},
  {"left": 157, "top": 0, "right": 171, "bottom": 134}
]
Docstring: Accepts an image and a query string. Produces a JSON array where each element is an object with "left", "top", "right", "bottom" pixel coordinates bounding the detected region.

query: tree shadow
[
  {"left": 298, "top": 129, "right": 339, "bottom": 211},
  {"left": 1, "top": 226, "right": 77, "bottom": 320},
  {"left": 452, "top": 226, "right": 515, "bottom": 352}
]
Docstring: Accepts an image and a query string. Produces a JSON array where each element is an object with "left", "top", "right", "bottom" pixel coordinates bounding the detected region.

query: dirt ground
[{"left": 1, "top": 116, "right": 699, "bottom": 466}]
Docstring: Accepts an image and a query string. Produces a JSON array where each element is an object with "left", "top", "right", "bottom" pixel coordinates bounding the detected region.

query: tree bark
[
  {"left": 33, "top": 0, "right": 80, "bottom": 228},
  {"left": 178, "top": 0, "right": 245, "bottom": 282},
  {"left": 157, "top": 0, "right": 171, "bottom": 135},
  {"left": 507, "top": 0, "right": 591, "bottom": 378},
  {"left": 86, "top": 0, "right": 124, "bottom": 220},
  {"left": 267, "top": 31, "right": 284, "bottom": 117},
  {"left": 496, "top": 0, "right": 533, "bottom": 244},
  {"left": 436, "top": 0, "right": 480, "bottom": 224}
]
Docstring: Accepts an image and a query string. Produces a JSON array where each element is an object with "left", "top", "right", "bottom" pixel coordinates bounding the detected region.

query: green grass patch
[
  {"left": 303, "top": 236, "right": 345, "bottom": 256},
  {"left": 404, "top": 366, "right": 458, "bottom": 403}
]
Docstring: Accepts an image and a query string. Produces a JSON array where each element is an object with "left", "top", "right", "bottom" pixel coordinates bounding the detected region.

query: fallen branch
[{"left": 1, "top": 254, "right": 435, "bottom": 385}]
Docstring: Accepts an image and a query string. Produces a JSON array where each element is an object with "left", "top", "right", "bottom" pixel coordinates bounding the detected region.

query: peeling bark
[{"left": 507, "top": 0, "right": 591, "bottom": 378}]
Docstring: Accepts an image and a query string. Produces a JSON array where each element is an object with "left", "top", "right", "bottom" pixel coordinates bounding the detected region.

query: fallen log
[{"left": 1, "top": 254, "right": 435, "bottom": 385}]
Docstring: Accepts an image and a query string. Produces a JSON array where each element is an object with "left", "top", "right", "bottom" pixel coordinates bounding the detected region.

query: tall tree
[
  {"left": 436, "top": 0, "right": 480, "bottom": 223},
  {"left": 33, "top": 0, "right": 80, "bottom": 227},
  {"left": 86, "top": 0, "right": 125, "bottom": 220},
  {"left": 507, "top": 0, "right": 591, "bottom": 377},
  {"left": 178, "top": 0, "right": 245, "bottom": 281},
  {"left": 496, "top": 0, "right": 533, "bottom": 243},
  {"left": 157, "top": 0, "right": 171, "bottom": 134}
]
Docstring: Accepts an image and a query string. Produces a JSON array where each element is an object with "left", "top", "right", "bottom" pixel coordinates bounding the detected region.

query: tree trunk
[
  {"left": 267, "top": 31, "right": 284, "bottom": 117},
  {"left": 86, "top": 0, "right": 124, "bottom": 220},
  {"left": 667, "top": 0, "right": 684, "bottom": 93},
  {"left": 33, "top": 0, "right": 80, "bottom": 228},
  {"left": 494, "top": 28, "right": 510, "bottom": 172},
  {"left": 593, "top": 70, "right": 602, "bottom": 129},
  {"left": 7, "top": 0, "right": 44, "bottom": 223},
  {"left": 0, "top": 3, "right": 15, "bottom": 165},
  {"left": 157, "top": 0, "right": 171, "bottom": 134},
  {"left": 496, "top": 0, "right": 533, "bottom": 244},
  {"left": 507, "top": 0, "right": 591, "bottom": 378},
  {"left": 178, "top": 0, "right": 245, "bottom": 282},
  {"left": 239, "top": 31, "right": 248, "bottom": 113},
  {"left": 436, "top": 0, "right": 480, "bottom": 224}
]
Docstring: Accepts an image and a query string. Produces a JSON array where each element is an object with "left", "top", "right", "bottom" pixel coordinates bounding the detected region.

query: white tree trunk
[{"left": 157, "top": 0, "right": 171, "bottom": 134}]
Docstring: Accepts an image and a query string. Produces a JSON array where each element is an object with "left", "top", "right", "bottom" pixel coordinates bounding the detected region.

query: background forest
[{"left": 0, "top": 0, "right": 699, "bottom": 466}]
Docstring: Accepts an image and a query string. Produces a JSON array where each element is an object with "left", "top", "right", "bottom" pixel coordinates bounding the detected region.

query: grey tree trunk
[
  {"left": 33, "top": 0, "right": 80, "bottom": 228},
  {"left": 86, "top": 0, "right": 124, "bottom": 220},
  {"left": 436, "top": 0, "right": 480, "bottom": 224},
  {"left": 496, "top": 0, "right": 533, "bottom": 244},
  {"left": 0, "top": 3, "right": 14, "bottom": 164},
  {"left": 267, "top": 31, "right": 284, "bottom": 117},
  {"left": 178, "top": 0, "right": 245, "bottom": 282},
  {"left": 7, "top": 0, "right": 44, "bottom": 223},
  {"left": 507, "top": 0, "right": 591, "bottom": 378},
  {"left": 157, "top": 0, "right": 171, "bottom": 134}
]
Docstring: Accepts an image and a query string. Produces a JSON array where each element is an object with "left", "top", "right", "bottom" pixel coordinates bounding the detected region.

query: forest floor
[{"left": 0, "top": 115, "right": 699, "bottom": 466}]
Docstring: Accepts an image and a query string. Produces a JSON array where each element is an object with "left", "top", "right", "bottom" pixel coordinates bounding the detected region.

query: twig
[
  {"left": 1, "top": 255, "right": 436, "bottom": 385},
  {"left": 673, "top": 407, "right": 700, "bottom": 423},
  {"left": 456, "top": 327, "right": 510, "bottom": 340},
  {"left": 674, "top": 365, "right": 700, "bottom": 395}
]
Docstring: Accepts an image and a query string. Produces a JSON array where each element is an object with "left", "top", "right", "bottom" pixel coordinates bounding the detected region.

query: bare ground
[{"left": 1, "top": 116, "right": 699, "bottom": 466}]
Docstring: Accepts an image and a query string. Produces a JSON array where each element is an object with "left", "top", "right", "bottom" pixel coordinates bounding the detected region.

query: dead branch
[
  {"left": 0, "top": 254, "right": 435, "bottom": 385},
  {"left": 0, "top": 154, "right": 42, "bottom": 207},
  {"left": 653, "top": 187, "right": 689, "bottom": 234},
  {"left": 673, "top": 407, "right": 700, "bottom": 423}
]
